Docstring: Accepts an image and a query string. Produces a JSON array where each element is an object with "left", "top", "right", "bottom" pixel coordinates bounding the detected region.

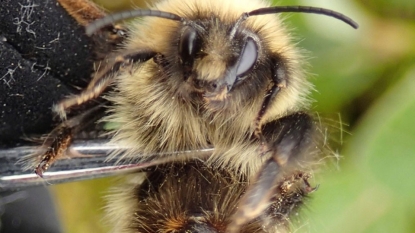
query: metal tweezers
[{"left": 0, "top": 139, "right": 213, "bottom": 190}]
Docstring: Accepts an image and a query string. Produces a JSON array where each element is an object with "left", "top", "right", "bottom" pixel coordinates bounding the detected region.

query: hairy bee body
[
  {"left": 98, "top": 0, "right": 320, "bottom": 232},
  {"left": 105, "top": 0, "right": 311, "bottom": 177},
  {"left": 106, "top": 161, "right": 312, "bottom": 233},
  {"left": 24, "top": 0, "right": 357, "bottom": 232}
]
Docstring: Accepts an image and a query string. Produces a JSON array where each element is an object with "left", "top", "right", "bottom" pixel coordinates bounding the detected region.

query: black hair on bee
[
  {"left": 106, "top": 161, "right": 314, "bottom": 233},
  {"left": 25, "top": 0, "right": 358, "bottom": 232}
]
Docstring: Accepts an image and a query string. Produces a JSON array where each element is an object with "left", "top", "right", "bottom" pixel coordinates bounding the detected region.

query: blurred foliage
[{"left": 51, "top": 0, "right": 415, "bottom": 232}]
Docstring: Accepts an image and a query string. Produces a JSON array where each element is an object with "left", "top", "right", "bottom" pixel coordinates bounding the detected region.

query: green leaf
[{"left": 308, "top": 66, "right": 415, "bottom": 233}]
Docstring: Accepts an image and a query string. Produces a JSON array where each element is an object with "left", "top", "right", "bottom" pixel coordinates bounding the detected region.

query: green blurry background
[{"left": 50, "top": 0, "right": 415, "bottom": 232}]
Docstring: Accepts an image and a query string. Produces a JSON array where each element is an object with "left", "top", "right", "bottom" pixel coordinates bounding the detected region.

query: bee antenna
[
  {"left": 230, "top": 5, "right": 358, "bottom": 39},
  {"left": 248, "top": 6, "right": 359, "bottom": 29},
  {"left": 86, "top": 9, "right": 183, "bottom": 36}
]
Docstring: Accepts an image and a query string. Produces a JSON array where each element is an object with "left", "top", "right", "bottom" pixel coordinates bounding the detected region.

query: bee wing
[{"left": 0, "top": 139, "right": 213, "bottom": 191}]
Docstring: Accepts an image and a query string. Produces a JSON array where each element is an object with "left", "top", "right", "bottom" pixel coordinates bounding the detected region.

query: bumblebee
[{"left": 23, "top": 0, "right": 358, "bottom": 232}]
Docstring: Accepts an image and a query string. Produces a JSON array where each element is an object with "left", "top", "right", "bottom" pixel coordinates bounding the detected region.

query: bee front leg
[
  {"left": 21, "top": 105, "right": 104, "bottom": 177},
  {"left": 29, "top": 50, "right": 156, "bottom": 176},
  {"left": 53, "top": 50, "right": 156, "bottom": 119},
  {"left": 228, "top": 112, "right": 316, "bottom": 233},
  {"left": 57, "top": 0, "right": 106, "bottom": 26}
]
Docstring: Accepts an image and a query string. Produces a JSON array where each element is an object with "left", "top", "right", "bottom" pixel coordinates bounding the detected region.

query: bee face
[
  {"left": 123, "top": 0, "right": 308, "bottom": 117},
  {"left": 176, "top": 22, "right": 261, "bottom": 110}
]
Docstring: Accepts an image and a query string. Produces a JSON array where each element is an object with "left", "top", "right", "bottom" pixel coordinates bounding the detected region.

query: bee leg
[
  {"left": 261, "top": 171, "right": 317, "bottom": 229},
  {"left": 57, "top": 0, "right": 129, "bottom": 58},
  {"left": 228, "top": 112, "right": 315, "bottom": 233},
  {"left": 26, "top": 105, "right": 104, "bottom": 177},
  {"left": 57, "top": 0, "right": 106, "bottom": 26},
  {"left": 253, "top": 58, "right": 287, "bottom": 139},
  {"left": 34, "top": 125, "right": 74, "bottom": 177},
  {"left": 53, "top": 50, "right": 156, "bottom": 119}
]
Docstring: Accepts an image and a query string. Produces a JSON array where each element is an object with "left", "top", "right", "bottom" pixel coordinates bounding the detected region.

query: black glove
[{"left": 0, "top": 0, "right": 96, "bottom": 146}]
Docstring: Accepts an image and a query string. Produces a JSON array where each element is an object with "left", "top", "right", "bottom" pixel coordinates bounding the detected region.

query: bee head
[
  {"left": 86, "top": 6, "right": 357, "bottom": 112},
  {"left": 177, "top": 19, "right": 260, "bottom": 111}
]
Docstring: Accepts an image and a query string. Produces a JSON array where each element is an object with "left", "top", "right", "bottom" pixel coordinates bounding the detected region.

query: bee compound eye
[
  {"left": 179, "top": 26, "right": 201, "bottom": 66},
  {"left": 236, "top": 37, "right": 258, "bottom": 76}
]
